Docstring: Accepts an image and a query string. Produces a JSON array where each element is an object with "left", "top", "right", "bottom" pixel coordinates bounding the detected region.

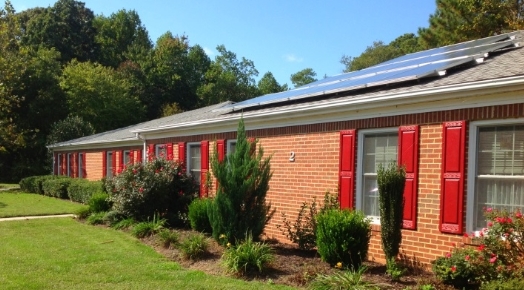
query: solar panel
[{"left": 221, "top": 32, "right": 519, "bottom": 112}]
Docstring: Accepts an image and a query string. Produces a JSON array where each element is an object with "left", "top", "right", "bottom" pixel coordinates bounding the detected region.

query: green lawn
[
  {"left": 0, "top": 218, "right": 291, "bottom": 290},
  {"left": 0, "top": 193, "right": 86, "bottom": 218}
]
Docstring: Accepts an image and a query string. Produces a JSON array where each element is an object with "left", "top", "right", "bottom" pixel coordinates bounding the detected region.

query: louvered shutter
[
  {"left": 216, "top": 140, "right": 225, "bottom": 162},
  {"left": 136, "top": 149, "right": 142, "bottom": 164},
  {"left": 339, "top": 130, "right": 356, "bottom": 209},
  {"left": 167, "top": 143, "right": 174, "bottom": 160},
  {"left": 178, "top": 142, "right": 186, "bottom": 167},
  {"left": 82, "top": 152, "right": 87, "bottom": 178},
  {"left": 440, "top": 121, "right": 466, "bottom": 234},
  {"left": 200, "top": 140, "right": 209, "bottom": 197},
  {"left": 399, "top": 125, "right": 419, "bottom": 230},
  {"left": 147, "top": 144, "right": 154, "bottom": 161},
  {"left": 72, "top": 153, "right": 78, "bottom": 178},
  {"left": 102, "top": 151, "right": 107, "bottom": 178}
]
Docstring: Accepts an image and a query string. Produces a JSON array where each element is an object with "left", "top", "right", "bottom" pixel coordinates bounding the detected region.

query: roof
[
  {"left": 48, "top": 101, "right": 232, "bottom": 149},
  {"left": 50, "top": 32, "right": 524, "bottom": 150}
]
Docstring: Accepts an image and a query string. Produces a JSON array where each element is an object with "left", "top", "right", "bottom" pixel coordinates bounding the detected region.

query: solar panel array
[{"left": 221, "top": 32, "right": 519, "bottom": 112}]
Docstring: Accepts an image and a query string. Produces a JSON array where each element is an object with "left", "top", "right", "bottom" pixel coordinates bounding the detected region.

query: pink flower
[
  {"left": 465, "top": 255, "right": 470, "bottom": 261},
  {"left": 139, "top": 187, "right": 144, "bottom": 193},
  {"left": 516, "top": 212, "right": 522, "bottom": 218},
  {"left": 486, "top": 207, "right": 493, "bottom": 213},
  {"left": 446, "top": 252, "right": 451, "bottom": 258},
  {"left": 490, "top": 256, "right": 497, "bottom": 263},
  {"left": 487, "top": 221, "right": 493, "bottom": 227}
]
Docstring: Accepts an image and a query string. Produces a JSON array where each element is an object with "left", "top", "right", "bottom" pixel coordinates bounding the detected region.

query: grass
[
  {"left": 0, "top": 218, "right": 291, "bottom": 290},
  {"left": 0, "top": 192, "right": 85, "bottom": 218}
]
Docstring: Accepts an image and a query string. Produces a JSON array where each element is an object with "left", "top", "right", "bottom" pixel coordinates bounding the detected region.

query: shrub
[
  {"left": 19, "top": 175, "right": 59, "bottom": 194},
  {"left": 432, "top": 245, "right": 481, "bottom": 287},
  {"left": 278, "top": 192, "right": 339, "bottom": 251},
  {"left": 179, "top": 233, "right": 209, "bottom": 260},
  {"left": 86, "top": 212, "right": 106, "bottom": 225},
  {"left": 157, "top": 229, "right": 179, "bottom": 248},
  {"left": 106, "top": 158, "right": 198, "bottom": 222},
  {"left": 131, "top": 215, "right": 166, "bottom": 238},
  {"left": 377, "top": 162, "right": 405, "bottom": 279},
  {"left": 222, "top": 233, "right": 274, "bottom": 275},
  {"left": 208, "top": 118, "right": 274, "bottom": 245},
  {"left": 480, "top": 278, "right": 524, "bottom": 290},
  {"left": 316, "top": 209, "right": 371, "bottom": 270},
  {"left": 308, "top": 266, "right": 378, "bottom": 290},
  {"left": 88, "top": 192, "right": 111, "bottom": 213},
  {"left": 75, "top": 206, "right": 91, "bottom": 220},
  {"left": 188, "top": 198, "right": 213, "bottom": 233},
  {"left": 42, "top": 177, "right": 72, "bottom": 198},
  {"left": 67, "top": 179, "right": 103, "bottom": 204}
]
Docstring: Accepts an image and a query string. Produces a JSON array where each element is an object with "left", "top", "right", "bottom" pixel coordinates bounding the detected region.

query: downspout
[{"left": 136, "top": 133, "right": 147, "bottom": 163}]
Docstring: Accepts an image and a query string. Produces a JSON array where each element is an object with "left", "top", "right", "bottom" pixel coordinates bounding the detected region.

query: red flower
[
  {"left": 139, "top": 187, "right": 144, "bottom": 193},
  {"left": 487, "top": 221, "right": 493, "bottom": 227},
  {"left": 451, "top": 266, "right": 457, "bottom": 272},
  {"left": 477, "top": 244, "right": 485, "bottom": 251},
  {"left": 516, "top": 212, "right": 522, "bottom": 218},
  {"left": 463, "top": 233, "right": 469, "bottom": 238},
  {"left": 465, "top": 255, "right": 470, "bottom": 261}
]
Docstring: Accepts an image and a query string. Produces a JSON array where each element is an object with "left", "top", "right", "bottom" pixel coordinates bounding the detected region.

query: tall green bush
[
  {"left": 208, "top": 118, "right": 274, "bottom": 244},
  {"left": 105, "top": 158, "right": 198, "bottom": 222},
  {"left": 42, "top": 177, "right": 72, "bottom": 198},
  {"left": 377, "top": 163, "right": 406, "bottom": 274},
  {"left": 188, "top": 198, "right": 213, "bottom": 233},
  {"left": 316, "top": 209, "right": 371, "bottom": 270}
]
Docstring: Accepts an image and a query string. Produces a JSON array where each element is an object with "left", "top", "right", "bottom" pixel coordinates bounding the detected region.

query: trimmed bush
[
  {"left": 42, "top": 177, "right": 72, "bottom": 199},
  {"left": 88, "top": 192, "right": 111, "bottom": 213},
  {"left": 316, "top": 209, "right": 371, "bottom": 270},
  {"left": 68, "top": 179, "right": 103, "bottom": 204},
  {"left": 106, "top": 158, "right": 198, "bottom": 222},
  {"left": 188, "top": 198, "right": 213, "bottom": 233},
  {"left": 19, "top": 175, "right": 58, "bottom": 194}
]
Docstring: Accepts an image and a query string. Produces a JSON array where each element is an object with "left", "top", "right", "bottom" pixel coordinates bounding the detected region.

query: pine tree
[{"left": 208, "top": 118, "right": 274, "bottom": 244}]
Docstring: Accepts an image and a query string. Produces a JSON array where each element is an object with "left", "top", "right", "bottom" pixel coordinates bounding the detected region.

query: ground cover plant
[
  {"left": 0, "top": 218, "right": 292, "bottom": 290},
  {"left": 0, "top": 192, "right": 85, "bottom": 218}
]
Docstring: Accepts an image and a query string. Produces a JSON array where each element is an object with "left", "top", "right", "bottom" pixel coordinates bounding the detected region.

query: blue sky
[{"left": 13, "top": 0, "right": 436, "bottom": 87}]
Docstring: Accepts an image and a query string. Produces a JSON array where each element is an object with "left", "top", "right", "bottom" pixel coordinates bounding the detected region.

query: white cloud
[
  {"left": 284, "top": 54, "right": 304, "bottom": 63},
  {"left": 203, "top": 47, "right": 215, "bottom": 57}
]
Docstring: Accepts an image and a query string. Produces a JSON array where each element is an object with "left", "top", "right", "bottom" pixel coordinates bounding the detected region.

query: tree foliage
[
  {"left": 257, "top": 71, "right": 288, "bottom": 95},
  {"left": 208, "top": 118, "right": 274, "bottom": 244},
  {"left": 290, "top": 68, "right": 317, "bottom": 88},
  {"left": 46, "top": 115, "right": 95, "bottom": 145},
  {"left": 419, "top": 0, "right": 524, "bottom": 49}
]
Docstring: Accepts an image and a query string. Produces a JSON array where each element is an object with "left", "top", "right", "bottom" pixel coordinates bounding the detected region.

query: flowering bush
[
  {"left": 105, "top": 158, "right": 198, "bottom": 222},
  {"left": 433, "top": 208, "right": 524, "bottom": 286}
]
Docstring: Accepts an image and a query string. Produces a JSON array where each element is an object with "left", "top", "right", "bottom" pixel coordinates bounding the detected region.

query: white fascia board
[
  {"left": 49, "top": 139, "right": 142, "bottom": 152},
  {"left": 136, "top": 75, "right": 524, "bottom": 140}
]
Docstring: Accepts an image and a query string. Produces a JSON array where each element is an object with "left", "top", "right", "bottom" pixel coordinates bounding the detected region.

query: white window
[
  {"left": 187, "top": 143, "right": 201, "bottom": 184},
  {"left": 78, "top": 153, "right": 84, "bottom": 178},
  {"left": 106, "top": 151, "right": 113, "bottom": 178},
  {"left": 356, "top": 128, "right": 398, "bottom": 223},
  {"left": 227, "top": 140, "right": 237, "bottom": 156},
  {"left": 123, "top": 150, "right": 131, "bottom": 166},
  {"left": 467, "top": 120, "right": 524, "bottom": 231},
  {"left": 155, "top": 144, "right": 166, "bottom": 159}
]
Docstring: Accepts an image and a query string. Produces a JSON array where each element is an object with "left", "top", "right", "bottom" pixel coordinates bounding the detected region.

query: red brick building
[{"left": 49, "top": 32, "right": 524, "bottom": 265}]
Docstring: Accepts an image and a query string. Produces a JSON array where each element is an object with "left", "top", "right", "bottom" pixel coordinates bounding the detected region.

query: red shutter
[
  {"left": 440, "top": 121, "right": 466, "bottom": 234},
  {"left": 136, "top": 149, "right": 142, "bottom": 164},
  {"left": 112, "top": 151, "right": 117, "bottom": 175},
  {"left": 178, "top": 142, "right": 186, "bottom": 166},
  {"left": 167, "top": 143, "right": 174, "bottom": 160},
  {"left": 129, "top": 150, "right": 135, "bottom": 164},
  {"left": 82, "top": 152, "right": 87, "bottom": 178},
  {"left": 216, "top": 139, "right": 225, "bottom": 162},
  {"left": 102, "top": 151, "right": 107, "bottom": 178},
  {"left": 119, "top": 150, "right": 124, "bottom": 173},
  {"left": 147, "top": 144, "right": 155, "bottom": 161},
  {"left": 200, "top": 140, "right": 209, "bottom": 197},
  {"left": 399, "top": 125, "right": 419, "bottom": 230},
  {"left": 339, "top": 130, "right": 356, "bottom": 209}
]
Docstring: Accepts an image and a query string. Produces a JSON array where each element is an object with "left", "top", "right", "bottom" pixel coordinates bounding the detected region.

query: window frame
[
  {"left": 467, "top": 118, "right": 524, "bottom": 232},
  {"left": 356, "top": 127, "right": 398, "bottom": 224},
  {"left": 187, "top": 142, "right": 202, "bottom": 184},
  {"left": 155, "top": 144, "right": 166, "bottom": 159},
  {"left": 106, "top": 151, "right": 113, "bottom": 178},
  {"left": 122, "top": 150, "right": 131, "bottom": 167},
  {"left": 78, "top": 153, "right": 84, "bottom": 178},
  {"left": 227, "top": 140, "right": 237, "bottom": 156}
]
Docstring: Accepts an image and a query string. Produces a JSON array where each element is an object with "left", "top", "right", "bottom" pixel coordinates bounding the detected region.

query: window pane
[
  {"left": 474, "top": 125, "right": 524, "bottom": 229},
  {"left": 107, "top": 152, "right": 113, "bottom": 178},
  {"left": 361, "top": 132, "right": 398, "bottom": 218},
  {"left": 78, "top": 153, "right": 83, "bottom": 178},
  {"left": 189, "top": 145, "right": 201, "bottom": 183}
]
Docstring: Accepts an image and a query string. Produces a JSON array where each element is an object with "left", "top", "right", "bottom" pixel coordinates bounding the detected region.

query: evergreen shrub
[
  {"left": 208, "top": 118, "right": 274, "bottom": 244},
  {"left": 105, "top": 158, "right": 198, "bottom": 222},
  {"left": 68, "top": 179, "right": 103, "bottom": 203},
  {"left": 19, "top": 175, "right": 57, "bottom": 194},
  {"left": 316, "top": 209, "right": 371, "bottom": 270},
  {"left": 42, "top": 177, "right": 72, "bottom": 198},
  {"left": 88, "top": 192, "right": 111, "bottom": 213},
  {"left": 188, "top": 198, "right": 213, "bottom": 233}
]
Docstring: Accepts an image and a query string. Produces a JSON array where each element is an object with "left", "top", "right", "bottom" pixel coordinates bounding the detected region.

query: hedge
[{"left": 68, "top": 179, "right": 103, "bottom": 204}]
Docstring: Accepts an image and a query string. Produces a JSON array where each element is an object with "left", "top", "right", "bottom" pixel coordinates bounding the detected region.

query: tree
[
  {"left": 341, "top": 34, "right": 422, "bottom": 72},
  {"left": 94, "top": 9, "right": 152, "bottom": 68},
  {"left": 20, "top": 0, "right": 99, "bottom": 63},
  {"left": 197, "top": 45, "right": 259, "bottom": 106},
  {"left": 257, "top": 71, "right": 288, "bottom": 95},
  {"left": 60, "top": 60, "right": 145, "bottom": 132},
  {"left": 208, "top": 118, "right": 274, "bottom": 244},
  {"left": 46, "top": 115, "right": 95, "bottom": 145},
  {"left": 418, "top": 0, "right": 524, "bottom": 49},
  {"left": 290, "top": 68, "right": 317, "bottom": 88}
]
